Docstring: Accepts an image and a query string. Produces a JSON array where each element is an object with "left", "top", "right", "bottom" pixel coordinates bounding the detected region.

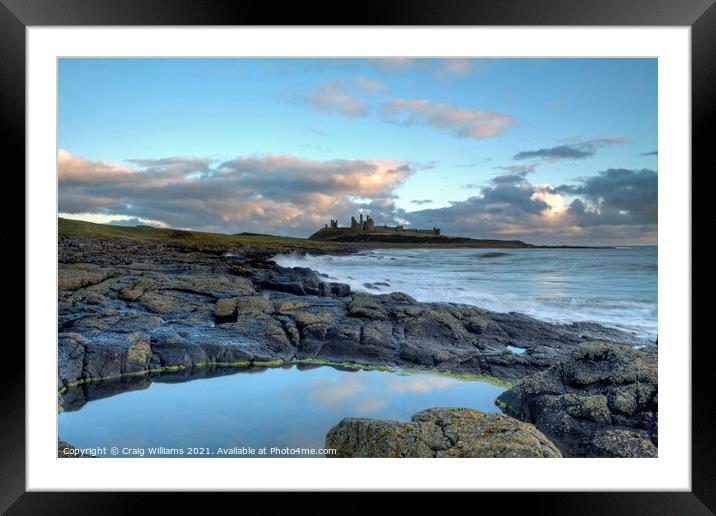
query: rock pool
[{"left": 58, "top": 364, "right": 508, "bottom": 457}]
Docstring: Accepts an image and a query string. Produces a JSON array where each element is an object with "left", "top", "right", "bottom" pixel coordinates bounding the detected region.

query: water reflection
[
  {"left": 381, "top": 375, "right": 458, "bottom": 393},
  {"left": 59, "top": 364, "right": 507, "bottom": 457}
]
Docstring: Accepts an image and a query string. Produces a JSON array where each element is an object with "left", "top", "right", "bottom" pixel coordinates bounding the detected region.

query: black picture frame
[{"left": 2, "top": 0, "right": 710, "bottom": 512}]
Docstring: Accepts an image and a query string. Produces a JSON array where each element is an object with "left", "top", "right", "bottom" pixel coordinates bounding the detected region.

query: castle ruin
[
  {"left": 323, "top": 213, "right": 440, "bottom": 235},
  {"left": 351, "top": 213, "right": 375, "bottom": 232}
]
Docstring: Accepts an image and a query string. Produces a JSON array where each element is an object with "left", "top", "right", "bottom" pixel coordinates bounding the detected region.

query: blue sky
[{"left": 58, "top": 58, "right": 657, "bottom": 244}]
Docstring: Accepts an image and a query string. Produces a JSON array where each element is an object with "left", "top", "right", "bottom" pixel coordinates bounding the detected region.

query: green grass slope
[{"left": 58, "top": 218, "right": 344, "bottom": 251}]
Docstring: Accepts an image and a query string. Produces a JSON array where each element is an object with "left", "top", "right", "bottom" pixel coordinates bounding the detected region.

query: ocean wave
[{"left": 273, "top": 247, "right": 657, "bottom": 339}]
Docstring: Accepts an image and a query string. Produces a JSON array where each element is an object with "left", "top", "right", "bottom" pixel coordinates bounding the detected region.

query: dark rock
[
  {"left": 214, "top": 297, "right": 238, "bottom": 322},
  {"left": 147, "top": 330, "right": 210, "bottom": 369},
  {"left": 233, "top": 313, "right": 294, "bottom": 355},
  {"left": 348, "top": 292, "right": 390, "bottom": 319},
  {"left": 58, "top": 333, "right": 85, "bottom": 386},
  {"left": 321, "top": 282, "right": 351, "bottom": 297},
  {"left": 235, "top": 295, "right": 275, "bottom": 314},
  {"left": 119, "top": 286, "right": 144, "bottom": 301},
  {"left": 590, "top": 429, "right": 657, "bottom": 458},
  {"left": 252, "top": 265, "right": 322, "bottom": 296},
  {"left": 496, "top": 342, "right": 657, "bottom": 457}
]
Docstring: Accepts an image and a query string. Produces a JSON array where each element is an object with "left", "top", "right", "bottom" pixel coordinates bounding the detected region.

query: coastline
[
  {"left": 57, "top": 219, "right": 657, "bottom": 458},
  {"left": 272, "top": 246, "right": 657, "bottom": 340}
]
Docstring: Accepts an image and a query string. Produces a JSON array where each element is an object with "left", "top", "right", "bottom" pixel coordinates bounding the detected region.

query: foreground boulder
[
  {"left": 325, "top": 407, "right": 562, "bottom": 458},
  {"left": 495, "top": 342, "right": 657, "bottom": 457}
]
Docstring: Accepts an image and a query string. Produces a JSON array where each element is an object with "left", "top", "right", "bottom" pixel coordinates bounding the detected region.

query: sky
[{"left": 58, "top": 58, "right": 657, "bottom": 245}]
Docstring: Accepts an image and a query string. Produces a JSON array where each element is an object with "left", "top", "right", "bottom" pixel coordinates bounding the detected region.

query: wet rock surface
[
  {"left": 325, "top": 407, "right": 562, "bottom": 458},
  {"left": 496, "top": 342, "right": 658, "bottom": 457},
  {"left": 58, "top": 235, "right": 650, "bottom": 389}
]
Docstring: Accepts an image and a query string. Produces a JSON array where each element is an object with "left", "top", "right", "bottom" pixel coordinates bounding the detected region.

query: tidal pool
[{"left": 58, "top": 364, "right": 508, "bottom": 457}]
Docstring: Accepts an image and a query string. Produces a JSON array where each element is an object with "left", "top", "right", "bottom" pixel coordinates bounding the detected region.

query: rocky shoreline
[
  {"left": 327, "top": 342, "right": 657, "bottom": 458},
  {"left": 58, "top": 233, "right": 657, "bottom": 458}
]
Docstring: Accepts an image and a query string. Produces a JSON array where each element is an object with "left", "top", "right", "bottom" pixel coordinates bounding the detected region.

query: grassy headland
[
  {"left": 309, "top": 227, "right": 535, "bottom": 247},
  {"left": 58, "top": 217, "right": 353, "bottom": 254},
  {"left": 59, "top": 218, "right": 568, "bottom": 250}
]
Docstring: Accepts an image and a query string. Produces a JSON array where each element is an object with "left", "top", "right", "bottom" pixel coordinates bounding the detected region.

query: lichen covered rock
[
  {"left": 496, "top": 342, "right": 657, "bottom": 457},
  {"left": 325, "top": 407, "right": 561, "bottom": 458},
  {"left": 58, "top": 263, "right": 112, "bottom": 291}
]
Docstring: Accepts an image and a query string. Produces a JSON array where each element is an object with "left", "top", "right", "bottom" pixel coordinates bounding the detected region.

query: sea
[{"left": 274, "top": 246, "right": 657, "bottom": 340}]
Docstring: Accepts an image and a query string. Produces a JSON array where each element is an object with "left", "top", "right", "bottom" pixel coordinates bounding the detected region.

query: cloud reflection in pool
[{"left": 59, "top": 364, "right": 507, "bottom": 457}]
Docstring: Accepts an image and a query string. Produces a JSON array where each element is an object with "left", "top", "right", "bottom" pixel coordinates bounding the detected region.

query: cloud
[
  {"left": 58, "top": 149, "right": 134, "bottom": 182},
  {"left": 307, "top": 376, "right": 367, "bottom": 407},
  {"left": 367, "top": 58, "right": 426, "bottom": 72},
  {"left": 491, "top": 174, "right": 529, "bottom": 185},
  {"left": 514, "top": 137, "right": 631, "bottom": 161},
  {"left": 108, "top": 217, "right": 159, "bottom": 227},
  {"left": 304, "top": 76, "right": 386, "bottom": 118},
  {"left": 581, "top": 136, "right": 632, "bottom": 145},
  {"left": 365, "top": 58, "right": 480, "bottom": 77},
  {"left": 439, "top": 58, "right": 473, "bottom": 76},
  {"left": 381, "top": 375, "right": 457, "bottom": 393},
  {"left": 408, "top": 180, "right": 553, "bottom": 234},
  {"left": 495, "top": 164, "right": 536, "bottom": 175},
  {"left": 559, "top": 168, "right": 657, "bottom": 227},
  {"left": 514, "top": 144, "right": 594, "bottom": 161},
  {"left": 305, "top": 85, "right": 368, "bottom": 118},
  {"left": 58, "top": 149, "right": 412, "bottom": 235},
  {"left": 640, "top": 150, "right": 658, "bottom": 156},
  {"left": 349, "top": 75, "right": 387, "bottom": 92},
  {"left": 380, "top": 99, "right": 514, "bottom": 139},
  {"left": 405, "top": 168, "right": 656, "bottom": 245},
  {"left": 300, "top": 67, "right": 510, "bottom": 139},
  {"left": 59, "top": 149, "right": 656, "bottom": 245}
]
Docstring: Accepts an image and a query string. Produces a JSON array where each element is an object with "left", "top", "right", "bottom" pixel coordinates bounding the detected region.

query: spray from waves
[{"left": 273, "top": 247, "right": 658, "bottom": 340}]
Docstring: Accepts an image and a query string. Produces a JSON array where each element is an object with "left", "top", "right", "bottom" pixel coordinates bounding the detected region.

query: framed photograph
[{"left": 4, "top": 0, "right": 711, "bottom": 511}]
